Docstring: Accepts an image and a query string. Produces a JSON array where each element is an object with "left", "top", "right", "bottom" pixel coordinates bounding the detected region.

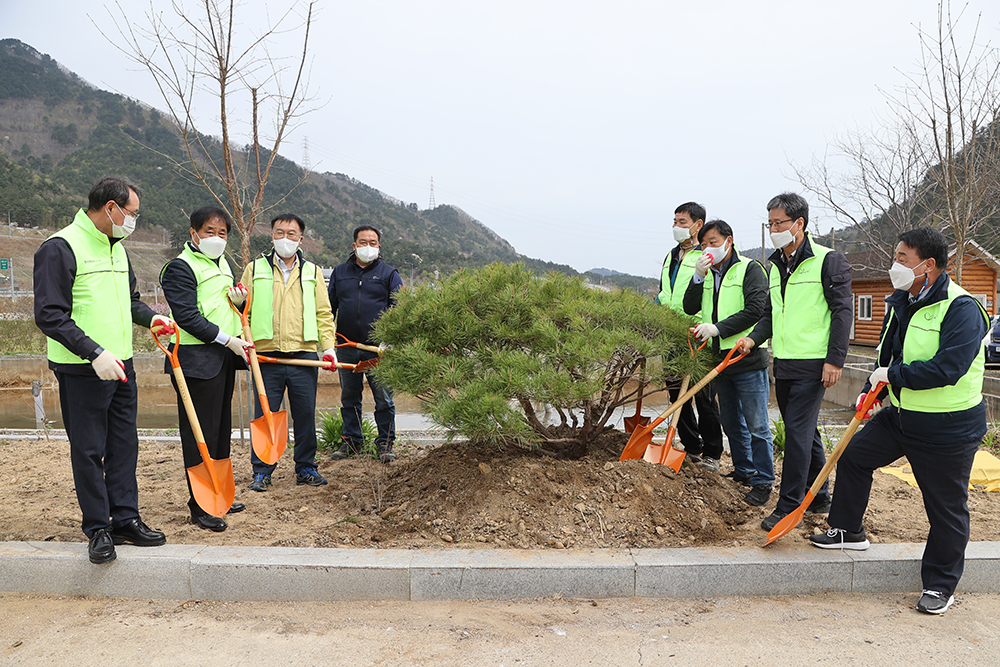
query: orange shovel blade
[
  {"left": 620, "top": 422, "right": 655, "bottom": 461},
  {"left": 353, "top": 357, "right": 380, "bottom": 373},
  {"left": 662, "top": 446, "right": 686, "bottom": 473},
  {"left": 187, "top": 457, "right": 236, "bottom": 518},
  {"left": 250, "top": 409, "right": 288, "bottom": 465},
  {"left": 763, "top": 491, "right": 812, "bottom": 546},
  {"left": 643, "top": 440, "right": 666, "bottom": 464},
  {"left": 624, "top": 413, "right": 651, "bottom": 435}
]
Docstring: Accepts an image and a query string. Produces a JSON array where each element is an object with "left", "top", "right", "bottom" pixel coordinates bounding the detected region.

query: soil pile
[{"left": 3, "top": 429, "right": 1000, "bottom": 549}]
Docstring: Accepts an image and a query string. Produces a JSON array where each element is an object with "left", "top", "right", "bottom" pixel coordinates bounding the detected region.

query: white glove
[
  {"left": 855, "top": 392, "right": 882, "bottom": 419},
  {"left": 694, "top": 253, "right": 713, "bottom": 278},
  {"left": 92, "top": 349, "right": 127, "bottom": 382},
  {"left": 150, "top": 314, "right": 176, "bottom": 336},
  {"left": 693, "top": 322, "right": 719, "bottom": 342},
  {"left": 322, "top": 348, "right": 338, "bottom": 371},
  {"left": 228, "top": 284, "right": 248, "bottom": 306},
  {"left": 224, "top": 335, "right": 255, "bottom": 359},
  {"left": 868, "top": 366, "right": 889, "bottom": 387}
]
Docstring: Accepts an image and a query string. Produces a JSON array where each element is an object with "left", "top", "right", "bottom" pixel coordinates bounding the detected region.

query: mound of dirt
[{"left": 3, "top": 429, "right": 1000, "bottom": 550}]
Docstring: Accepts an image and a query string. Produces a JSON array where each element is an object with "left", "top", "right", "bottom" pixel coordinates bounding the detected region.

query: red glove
[
  {"left": 151, "top": 314, "right": 176, "bottom": 336},
  {"left": 855, "top": 392, "right": 882, "bottom": 419},
  {"left": 322, "top": 348, "right": 338, "bottom": 371}
]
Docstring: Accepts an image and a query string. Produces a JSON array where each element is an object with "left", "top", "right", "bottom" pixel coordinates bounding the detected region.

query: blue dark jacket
[
  {"left": 863, "top": 273, "right": 988, "bottom": 443},
  {"left": 328, "top": 253, "right": 403, "bottom": 345}
]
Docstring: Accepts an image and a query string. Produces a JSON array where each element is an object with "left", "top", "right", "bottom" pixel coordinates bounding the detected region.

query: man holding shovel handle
[
  {"left": 808, "top": 228, "right": 990, "bottom": 616},
  {"left": 237, "top": 213, "right": 338, "bottom": 493}
]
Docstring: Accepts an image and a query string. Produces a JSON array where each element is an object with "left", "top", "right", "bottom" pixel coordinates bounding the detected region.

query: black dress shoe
[
  {"left": 192, "top": 514, "right": 228, "bottom": 532},
  {"left": 111, "top": 518, "right": 167, "bottom": 546},
  {"left": 88, "top": 529, "right": 116, "bottom": 564},
  {"left": 227, "top": 502, "right": 246, "bottom": 514}
]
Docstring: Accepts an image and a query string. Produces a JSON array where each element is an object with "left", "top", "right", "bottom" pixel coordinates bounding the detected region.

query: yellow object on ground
[{"left": 879, "top": 450, "right": 1000, "bottom": 491}]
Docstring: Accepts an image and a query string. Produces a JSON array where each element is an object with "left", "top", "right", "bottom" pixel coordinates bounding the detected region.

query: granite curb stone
[{"left": 3, "top": 541, "right": 1000, "bottom": 601}]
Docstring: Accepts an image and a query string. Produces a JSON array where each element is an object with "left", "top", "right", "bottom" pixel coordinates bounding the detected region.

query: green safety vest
[
  {"left": 702, "top": 255, "right": 766, "bottom": 349},
  {"left": 659, "top": 247, "right": 702, "bottom": 314},
  {"left": 249, "top": 255, "right": 319, "bottom": 343},
  {"left": 47, "top": 209, "right": 133, "bottom": 364},
  {"left": 882, "top": 281, "right": 989, "bottom": 413},
  {"left": 163, "top": 244, "right": 241, "bottom": 346},
  {"left": 769, "top": 236, "right": 832, "bottom": 359}
]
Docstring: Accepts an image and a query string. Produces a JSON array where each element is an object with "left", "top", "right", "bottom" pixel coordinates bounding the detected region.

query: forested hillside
[{"left": 0, "top": 39, "right": 658, "bottom": 293}]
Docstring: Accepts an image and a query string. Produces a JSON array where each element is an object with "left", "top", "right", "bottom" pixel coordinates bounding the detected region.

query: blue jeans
[
  {"left": 713, "top": 368, "right": 775, "bottom": 487},
  {"left": 250, "top": 351, "right": 319, "bottom": 475},
  {"left": 337, "top": 346, "right": 395, "bottom": 447}
]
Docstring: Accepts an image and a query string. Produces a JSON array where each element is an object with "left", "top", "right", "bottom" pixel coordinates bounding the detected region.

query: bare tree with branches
[
  {"left": 106, "top": 0, "right": 318, "bottom": 266},
  {"left": 795, "top": 1, "right": 1000, "bottom": 279},
  {"left": 792, "top": 120, "right": 935, "bottom": 271},
  {"left": 899, "top": 1, "right": 1000, "bottom": 281}
]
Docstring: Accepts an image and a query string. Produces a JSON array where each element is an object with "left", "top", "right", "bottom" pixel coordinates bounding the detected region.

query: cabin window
[{"left": 858, "top": 295, "right": 873, "bottom": 321}]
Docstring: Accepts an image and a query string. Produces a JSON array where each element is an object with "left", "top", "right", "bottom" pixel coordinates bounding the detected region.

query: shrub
[
  {"left": 373, "top": 262, "right": 706, "bottom": 455},
  {"left": 317, "top": 410, "right": 377, "bottom": 456}
]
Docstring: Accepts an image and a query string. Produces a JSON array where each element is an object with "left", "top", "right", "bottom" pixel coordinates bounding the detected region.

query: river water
[{"left": 0, "top": 374, "right": 855, "bottom": 432}]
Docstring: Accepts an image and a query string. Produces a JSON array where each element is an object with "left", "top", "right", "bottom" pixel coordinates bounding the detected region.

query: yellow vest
[
  {"left": 702, "top": 255, "right": 766, "bottom": 349},
  {"left": 659, "top": 247, "right": 701, "bottom": 314},
  {"left": 165, "top": 245, "right": 241, "bottom": 345},
  {"left": 769, "top": 236, "right": 832, "bottom": 359},
  {"left": 883, "top": 281, "right": 988, "bottom": 413},
  {"left": 47, "top": 209, "right": 133, "bottom": 364}
]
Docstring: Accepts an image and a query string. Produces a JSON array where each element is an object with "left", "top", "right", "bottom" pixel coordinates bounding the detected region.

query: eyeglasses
[
  {"left": 115, "top": 203, "right": 140, "bottom": 220},
  {"left": 767, "top": 218, "right": 795, "bottom": 229},
  {"left": 272, "top": 230, "right": 301, "bottom": 240}
]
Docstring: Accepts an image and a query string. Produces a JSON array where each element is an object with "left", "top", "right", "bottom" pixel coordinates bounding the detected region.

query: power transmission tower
[
  {"left": 302, "top": 136, "right": 310, "bottom": 170},
  {"left": 428, "top": 176, "right": 435, "bottom": 209}
]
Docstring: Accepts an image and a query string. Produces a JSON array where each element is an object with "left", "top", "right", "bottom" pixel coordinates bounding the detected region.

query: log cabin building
[{"left": 845, "top": 240, "right": 999, "bottom": 346}]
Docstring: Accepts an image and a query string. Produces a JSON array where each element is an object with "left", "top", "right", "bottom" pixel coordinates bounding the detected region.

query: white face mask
[
  {"left": 703, "top": 240, "right": 730, "bottom": 266},
  {"left": 193, "top": 233, "right": 227, "bottom": 260},
  {"left": 273, "top": 237, "right": 300, "bottom": 259},
  {"left": 108, "top": 203, "right": 136, "bottom": 239},
  {"left": 889, "top": 260, "right": 928, "bottom": 291},
  {"left": 355, "top": 245, "right": 379, "bottom": 263},
  {"left": 672, "top": 226, "right": 692, "bottom": 243},
  {"left": 770, "top": 228, "right": 796, "bottom": 249}
]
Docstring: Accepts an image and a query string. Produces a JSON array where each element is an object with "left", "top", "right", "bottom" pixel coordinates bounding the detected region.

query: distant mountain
[
  {"left": 0, "top": 38, "right": 655, "bottom": 292},
  {"left": 586, "top": 267, "right": 624, "bottom": 277}
]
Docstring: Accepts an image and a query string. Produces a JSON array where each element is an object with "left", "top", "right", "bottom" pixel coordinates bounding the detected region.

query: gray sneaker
[
  {"left": 700, "top": 457, "right": 720, "bottom": 473},
  {"left": 916, "top": 590, "right": 955, "bottom": 614}
]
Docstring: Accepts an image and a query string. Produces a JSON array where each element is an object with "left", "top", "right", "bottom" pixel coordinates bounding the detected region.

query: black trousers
[
  {"left": 774, "top": 378, "right": 830, "bottom": 514},
  {"left": 829, "top": 406, "right": 979, "bottom": 595},
  {"left": 669, "top": 380, "right": 724, "bottom": 459},
  {"left": 170, "top": 352, "right": 236, "bottom": 519},
  {"left": 56, "top": 369, "right": 140, "bottom": 538}
]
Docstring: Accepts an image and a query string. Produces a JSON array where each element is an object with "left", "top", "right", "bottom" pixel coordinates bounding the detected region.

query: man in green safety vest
[
  {"left": 33, "top": 176, "right": 175, "bottom": 564},
  {"left": 810, "top": 227, "right": 989, "bottom": 615},
  {"left": 235, "top": 214, "right": 338, "bottom": 493},
  {"left": 683, "top": 220, "right": 774, "bottom": 505},
  {"left": 657, "top": 202, "right": 723, "bottom": 470},
  {"left": 735, "top": 193, "right": 852, "bottom": 533}
]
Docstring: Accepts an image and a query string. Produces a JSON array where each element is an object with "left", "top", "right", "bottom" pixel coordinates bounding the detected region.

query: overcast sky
[{"left": 4, "top": 1, "right": 999, "bottom": 276}]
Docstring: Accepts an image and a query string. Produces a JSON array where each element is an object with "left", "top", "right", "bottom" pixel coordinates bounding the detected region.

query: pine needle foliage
[{"left": 373, "top": 262, "right": 709, "bottom": 456}]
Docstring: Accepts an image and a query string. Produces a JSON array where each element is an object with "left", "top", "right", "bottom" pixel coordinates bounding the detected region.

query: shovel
[
  {"left": 763, "top": 382, "right": 887, "bottom": 547},
  {"left": 624, "top": 359, "right": 651, "bottom": 434},
  {"left": 619, "top": 345, "right": 746, "bottom": 462},
  {"left": 255, "top": 354, "right": 380, "bottom": 373},
  {"left": 642, "top": 374, "right": 691, "bottom": 472},
  {"left": 335, "top": 332, "right": 385, "bottom": 355},
  {"left": 229, "top": 295, "right": 287, "bottom": 465},
  {"left": 152, "top": 326, "right": 235, "bottom": 518}
]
